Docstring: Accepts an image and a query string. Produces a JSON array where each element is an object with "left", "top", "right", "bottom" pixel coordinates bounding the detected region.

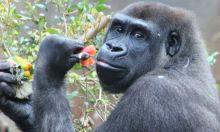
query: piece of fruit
[
  {"left": 80, "top": 45, "right": 96, "bottom": 66},
  {"left": 21, "top": 65, "right": 30, "bottom": 71},
  {"left": 81, "top": 57, "right": 95, "bottom": 67},
  {"left": 81, "top": 45, "right": 96, "bottom": 56},
  {"left": 7, "top": 56, "right": 33, "bottom": 80},
  {"left": 11, "top": 56, "right": 33, "bottom": 71},
  {"left": 27, "top": 63, "right": 33, "bottom": 70},
  {"left": 24, "top": 71, "right": 31, "bottom": 77}
]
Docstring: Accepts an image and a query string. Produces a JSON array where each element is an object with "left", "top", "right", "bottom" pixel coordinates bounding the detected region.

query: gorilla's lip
[{"left": 96, "top": 59, "right": 126, "bottom": 71}]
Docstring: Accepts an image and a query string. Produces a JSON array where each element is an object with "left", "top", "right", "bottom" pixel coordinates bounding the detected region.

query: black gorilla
[{"left": 0, "top": 2, "right": 220, "bottom": 132}]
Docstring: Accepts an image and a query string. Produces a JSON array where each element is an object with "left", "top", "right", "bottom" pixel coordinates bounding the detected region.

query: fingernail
[{"left": 78, "top": 52, "right": 90, "bottom": 60}]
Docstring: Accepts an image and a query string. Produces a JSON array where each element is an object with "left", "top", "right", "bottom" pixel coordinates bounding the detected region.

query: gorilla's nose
[{"left": 105, "top": 42, "right": 127, "bottom": 57}]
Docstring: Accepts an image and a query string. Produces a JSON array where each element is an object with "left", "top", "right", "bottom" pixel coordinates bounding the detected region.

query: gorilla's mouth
[
  {"left": 96, "top": 60, "right": 126, "bottom": 71},
  {"left": 96, "top": 59, "right": 129, "bottom": 85}
]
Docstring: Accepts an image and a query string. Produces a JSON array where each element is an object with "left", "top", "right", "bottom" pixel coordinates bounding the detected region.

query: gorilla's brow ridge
[{"left": 113, "top": 13, "right": 157, "bottom": 33}]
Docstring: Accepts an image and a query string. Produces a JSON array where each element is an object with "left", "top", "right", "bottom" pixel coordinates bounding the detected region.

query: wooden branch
[{"left": 82, "top": 15, "right": 111, "bottom": 42}]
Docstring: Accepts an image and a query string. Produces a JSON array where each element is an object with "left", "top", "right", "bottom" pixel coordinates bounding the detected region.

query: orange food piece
[
  {"left": 21, "top": 65, "right": 29, "bottom": 71},
  {"left": 81, "top": 58, "right": 95, "bottom": 66},
  {"left": 81, "top": 45, "right": 96, "bottom": 56},
  {"left": 24, "top": 71, "right": 31, "bottom": 77},
  {"left": 21, "top": 63, "right": 32, "bottom": 71},
  {"left": 27, "top": 63, "right": 33, "bottom": 70},
  {"left": 80, "top": 45, "right": 96, "bottom": 66}
]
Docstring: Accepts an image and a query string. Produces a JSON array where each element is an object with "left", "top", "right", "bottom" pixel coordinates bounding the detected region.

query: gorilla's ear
[{"left": 166, "top": 31, "right": 181, "bottom": 57}]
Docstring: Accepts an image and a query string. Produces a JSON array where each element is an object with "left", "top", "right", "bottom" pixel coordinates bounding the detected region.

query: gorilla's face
[{"left": 96, "top": 13, "right": 163, "bottom": 93}]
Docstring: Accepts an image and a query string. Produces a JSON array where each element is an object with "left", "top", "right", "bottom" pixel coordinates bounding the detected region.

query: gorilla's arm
[
  {"left": 95, "top": 75, "right": 220, "bottom": 132},
  {"left": 0, "top": 62, "right": 34, "bottom": 131},
  {"left": 0, "top": 35, "right": 85, "bottom": 131},
  {"left": 32, "top": 35, "right": 83, "bottom": 132}
]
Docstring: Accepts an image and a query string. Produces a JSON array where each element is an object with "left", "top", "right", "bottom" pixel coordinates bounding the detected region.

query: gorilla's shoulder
[{"left": 126, "top": 72, "right": 180, "bottom": 96}]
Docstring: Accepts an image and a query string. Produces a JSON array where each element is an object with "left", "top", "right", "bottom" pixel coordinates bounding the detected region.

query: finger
[
  {"left": 72, "top": 45, "right": 84, "bottom": 54},
  {"left": 70, "top": 52, "right": 90, "bottom": 63},
  {"left": 0, "top": 62, "right": 13, "bottom": 71},
  {"left": 0, "top": 96, "right": 32, "bottom": 121},
  {"left": 67, "top": 39, "right": 84, "bottom": 54},
  {"left": 0, "top": 82, "right": 16, "bottom": 97},
  {"left": 0, "top": 72, "right": 17, "bottom": 83},
  {"left": 69, "top": 54, "right": 80, "bottom": 63},
  {"left": 78, "top": 52, "right": 90, "bottom": 60}
]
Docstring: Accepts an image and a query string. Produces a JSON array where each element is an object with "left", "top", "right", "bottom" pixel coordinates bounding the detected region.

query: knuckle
[
  {"left": 66, "top": 38, "right": 83, "bottom": 47},
  {"left": 0, "top": 82, "right": 7, "bottom": 86},
  {"left": 0, "top": 72, "right": 8, "bottom": 78},
  {"left": 42, "top": 35, "right": 62, "bottom": 45},
  {"left": 45, "top": 34, "right": 59, "bottom": 41},
  {"left": 73, "top": 39, "right": 83, "bottom": 46}
]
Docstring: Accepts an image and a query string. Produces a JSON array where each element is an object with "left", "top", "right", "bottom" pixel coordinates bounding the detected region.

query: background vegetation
[{"left": 0, "top": 0, "right": 219, "bottom": 131}]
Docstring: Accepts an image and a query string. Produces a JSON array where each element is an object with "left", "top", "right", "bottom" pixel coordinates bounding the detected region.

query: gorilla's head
[{"left": 96, "top": 2, "right": 196, "bottom": 93}]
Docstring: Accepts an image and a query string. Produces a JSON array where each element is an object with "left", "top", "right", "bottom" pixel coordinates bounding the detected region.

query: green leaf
[
  {"left": 89, "top": 71, "right": 97, "bottom": 78},
  {"left": 46, "top": 28, "right": 61, "bottom": 34},
  {"left": 98, "top": 0, "right": 106, "bottom": 4},
  {"left": 73, "top": 63, "right": 82, "bottom": 70},
  {"left": 9, "top": 6, "right": 17, "bottom": 15},
  {"left": 85, "top": 108, "right": 95, "bottom": 113},
  {"left": 208, "top": 52, "right": 219, "bottom": 65},
  {"left": 95, "top": 4, "right": 107, "bottom": 11},
  {"left": 67, "top": 91, "right": 78, "bottom": 100},
  {"left": 16, "top": 14, "right": 32, "bottom": 20}
]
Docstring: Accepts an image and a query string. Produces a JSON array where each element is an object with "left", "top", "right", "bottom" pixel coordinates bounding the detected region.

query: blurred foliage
[
  {"left": 208, "top": 52, "right": 219, "bottom": 65},
  {"left": 0, "top": 0, "right": 116, "bottom": 131}
]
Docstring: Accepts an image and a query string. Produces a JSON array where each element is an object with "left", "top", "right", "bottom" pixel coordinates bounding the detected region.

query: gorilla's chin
[{"left": 96, "top": 61, "right": 130, "bottom": 93}]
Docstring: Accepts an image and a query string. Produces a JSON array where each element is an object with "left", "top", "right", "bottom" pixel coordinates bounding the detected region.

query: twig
[
  {"left": 104, "top": 103, "right": 107, "bottom": 120},
  {"left": 99, "top": 87, "right": 102, "bottom": 100},
  {"left": 1, "top": 43, "right": 12, "bottom": 57},
  {"left": 63, "top": 13, "right": 68, "bottom": 35},
  {"left": 82, "top": 15, "right": 111, "bottom": 42}
]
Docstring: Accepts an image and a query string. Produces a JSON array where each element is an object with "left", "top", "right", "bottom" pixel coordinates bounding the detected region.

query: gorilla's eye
[
  {"left": 114, "top": 26, "right": 124, "bottom": 33},
  {"left": 133, "top": 32, "right": 144, "bottom": 39}
]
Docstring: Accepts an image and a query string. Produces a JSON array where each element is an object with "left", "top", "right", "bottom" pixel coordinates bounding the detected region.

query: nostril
[
  {"left": 105, "top": 43, "right": 124, "bottom": 52},
  {"left": 112, "top": 47, "right": 123, "bottom": 52},
  {"left": 106, "top": 43, "right": 113, "bottom": 50}
]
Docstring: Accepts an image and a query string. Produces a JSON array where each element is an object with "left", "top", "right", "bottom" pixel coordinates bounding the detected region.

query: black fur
[
  {"left": 0, "top": 2, "right": 219, "bottom": 132},
  {"left": 0, "top": 35, "right": 83, "bottom": 132},
  {"left": 95, "top": 2, "right": 220, "bottom": 132},
  {"left": 32, "top": 35, "right": 83, "bottom": 132},
  {"left": 0, "top": 62, "right": 34, "bottom": 131}
]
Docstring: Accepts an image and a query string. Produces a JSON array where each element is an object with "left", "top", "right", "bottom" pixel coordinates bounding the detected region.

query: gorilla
[{"left": 0, "top": 2, "right": 220, "bottom": 132}]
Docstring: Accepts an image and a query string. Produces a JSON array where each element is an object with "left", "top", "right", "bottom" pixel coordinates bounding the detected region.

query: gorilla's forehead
[
  {"left": 120, "top": 2, "right": 195, "bottom": 29},
  {"left": 112, "top": 13, "right": 158, "bottom": 31}
]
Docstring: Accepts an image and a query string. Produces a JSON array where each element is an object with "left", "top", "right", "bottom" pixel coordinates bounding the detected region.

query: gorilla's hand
[
  {"left": 35, "top": 35, "right": 85, "bottom": 77},
  {"left": 0, "top": 61, "right": 34, "bottom": 131}
]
